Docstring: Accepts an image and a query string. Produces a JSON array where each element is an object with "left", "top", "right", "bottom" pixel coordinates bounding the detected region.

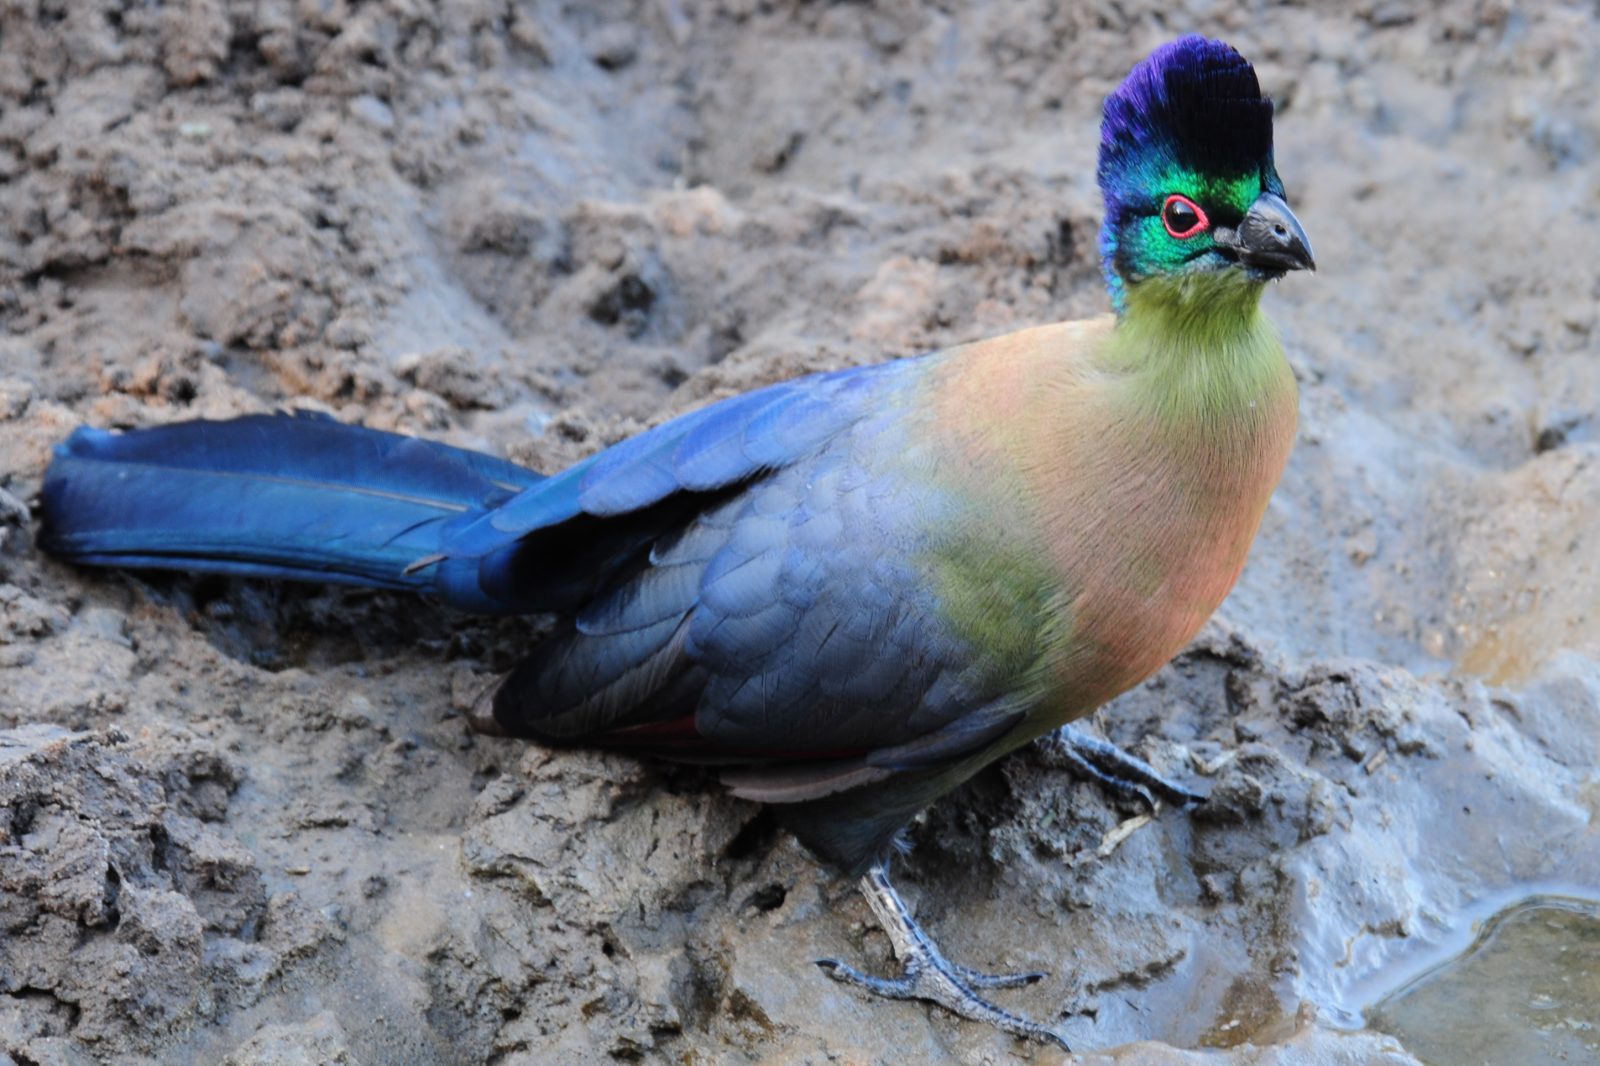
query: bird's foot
[
  {"left": 1043, "top": 725, "right": 1206, "bottom": 810},
  {"left": 817, "top": 864, "right": 1070, "bottom": 1051}
]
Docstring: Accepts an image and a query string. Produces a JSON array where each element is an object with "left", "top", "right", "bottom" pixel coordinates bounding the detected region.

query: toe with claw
[
  {"left": 1043, "top": 724, "right": 1206, "bottom": 810},
  {"left": 818, "top": 864, "right": 1071, "bottom": 1051}
]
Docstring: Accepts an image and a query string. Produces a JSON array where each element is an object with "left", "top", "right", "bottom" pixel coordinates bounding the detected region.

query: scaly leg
[
  {"left": 1043, "top": 724, "right": 1206, "bottom": 809},
  {"left": 816, "top": 864, "right": 1071, "bottom": 1050}
]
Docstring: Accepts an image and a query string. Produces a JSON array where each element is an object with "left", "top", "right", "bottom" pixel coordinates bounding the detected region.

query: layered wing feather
[{"left": 489, "top": 366, "right": 1030, "bottom": 790}]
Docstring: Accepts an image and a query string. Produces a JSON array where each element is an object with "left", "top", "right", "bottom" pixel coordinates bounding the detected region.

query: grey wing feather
[{"left": 494, "top": 399, "right": 1025, "bottom": 789}]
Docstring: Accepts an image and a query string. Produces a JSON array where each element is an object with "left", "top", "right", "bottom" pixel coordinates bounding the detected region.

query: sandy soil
[{"left": 3, "top": 1, "right": 1599, "bottom": 1063}]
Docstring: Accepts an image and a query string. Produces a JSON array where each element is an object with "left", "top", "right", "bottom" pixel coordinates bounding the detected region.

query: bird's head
[{"left": 1097, "top": 36, "right": 1314, "bottom": 314}]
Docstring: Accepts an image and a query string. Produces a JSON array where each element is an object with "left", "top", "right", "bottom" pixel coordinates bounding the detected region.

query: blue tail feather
[{"left": 39, "top": 413, "right": 542, "bottom": 610}]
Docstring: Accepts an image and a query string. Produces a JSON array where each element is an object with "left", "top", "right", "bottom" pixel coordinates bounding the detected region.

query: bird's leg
[
  {"left": 1043, "top": 725, "right": 1206, "bottom": 809},
  {"left": 816, "top": 864, "right": 1070, "bottom": 1051}
]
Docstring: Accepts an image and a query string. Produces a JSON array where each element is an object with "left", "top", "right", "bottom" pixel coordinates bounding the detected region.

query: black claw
[{"left": 951, "top": 963, "right": 1049, "bottom": 990}]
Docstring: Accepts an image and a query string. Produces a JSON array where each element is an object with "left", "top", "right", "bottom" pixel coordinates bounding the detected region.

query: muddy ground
[{"left": 3, "top": 1, "right": 1599, "bottom": 1063}]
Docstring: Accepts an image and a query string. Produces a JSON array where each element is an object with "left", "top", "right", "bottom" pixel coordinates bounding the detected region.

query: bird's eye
[{"left": 1161, "top": 194, "right": 1209, "bottom": 239}]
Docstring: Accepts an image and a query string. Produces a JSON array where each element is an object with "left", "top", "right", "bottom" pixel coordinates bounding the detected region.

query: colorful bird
[{"left": 39, "top": 35, "right": 1312, "bottom": 1048}]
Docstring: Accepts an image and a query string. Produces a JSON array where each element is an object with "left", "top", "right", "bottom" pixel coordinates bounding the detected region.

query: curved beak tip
[{"left": 1240, "top": 192, "right": 1315, "bottom": 275}]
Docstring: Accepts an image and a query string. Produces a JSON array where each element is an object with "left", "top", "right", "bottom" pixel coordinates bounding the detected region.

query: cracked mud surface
[{"left": 3, "top": 2, "right": 1598, "bottom": 1063}]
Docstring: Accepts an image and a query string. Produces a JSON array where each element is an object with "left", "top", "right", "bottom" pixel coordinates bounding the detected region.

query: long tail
[{"left": 39, "top": 413, "right": 543, "bottom": 612}]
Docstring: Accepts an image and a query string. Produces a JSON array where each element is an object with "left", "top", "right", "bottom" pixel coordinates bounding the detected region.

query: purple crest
[{"left": 1097, "top": 36, "right": 1276, "bottom": 208}]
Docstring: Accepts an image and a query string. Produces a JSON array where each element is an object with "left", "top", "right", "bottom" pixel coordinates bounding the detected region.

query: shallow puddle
[{"left": 1365, "top": 897, "right": 1600, "bottom": 1065}]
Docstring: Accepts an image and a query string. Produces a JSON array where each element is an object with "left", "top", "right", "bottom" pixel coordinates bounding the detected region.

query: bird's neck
[{"left": 1098, "top": 272, "right": 1288, "bottom": 426}]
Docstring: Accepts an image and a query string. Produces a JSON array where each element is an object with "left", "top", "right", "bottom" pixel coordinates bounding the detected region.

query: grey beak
[{"left": 1228, "top": 191, "right": 1315, "bottom": 273}]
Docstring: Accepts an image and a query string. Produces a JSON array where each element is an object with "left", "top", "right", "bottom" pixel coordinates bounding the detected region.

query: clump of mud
[{"left": 3, "top": 2, "right": 1598, "bottom": 1063}]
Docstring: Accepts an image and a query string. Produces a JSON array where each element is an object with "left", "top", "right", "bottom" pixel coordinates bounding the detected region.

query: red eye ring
[{"left": 1161, "top": 194, "right": 1209, "bottom": 239}]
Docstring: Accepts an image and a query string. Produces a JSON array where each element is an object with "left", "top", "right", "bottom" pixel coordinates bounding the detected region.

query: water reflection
[{"left": 1366, "top": 896, "right": 1600, "bottom": 1065}]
